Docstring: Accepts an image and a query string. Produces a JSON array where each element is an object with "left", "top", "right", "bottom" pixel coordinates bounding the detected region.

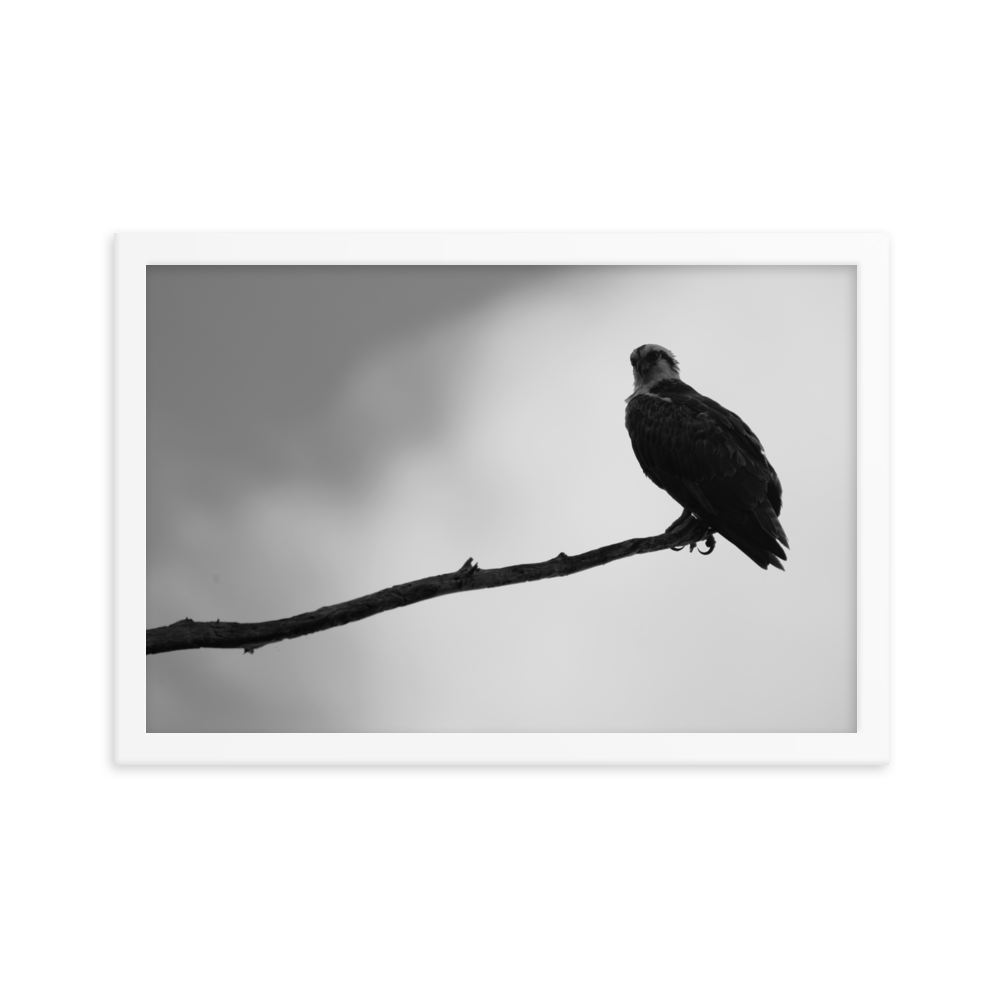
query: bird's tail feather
[
  {"left": 716, "top": 505, "right": 788, "bottom": 571},
  {"left": 753, "top": 502, "right": 789, "bottom": 548}
]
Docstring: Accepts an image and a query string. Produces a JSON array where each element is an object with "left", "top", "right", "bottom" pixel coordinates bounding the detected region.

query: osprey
[{"left": 625, "top": 344, "right": 788, "bottom": 570}]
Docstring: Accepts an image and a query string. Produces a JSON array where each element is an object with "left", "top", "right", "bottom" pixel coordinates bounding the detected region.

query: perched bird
[{"left": 625, "top": 344, "right": 788, "bottom": 570}]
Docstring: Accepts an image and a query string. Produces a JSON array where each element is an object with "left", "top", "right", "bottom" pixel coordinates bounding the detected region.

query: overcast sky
[{"left": 147, "top": 264, "right": 856, "bottom": 732}]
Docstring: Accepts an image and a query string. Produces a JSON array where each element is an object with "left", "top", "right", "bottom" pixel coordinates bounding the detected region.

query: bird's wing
[{"left": 626, "top": 390, "right": 783, "bottom": 518}]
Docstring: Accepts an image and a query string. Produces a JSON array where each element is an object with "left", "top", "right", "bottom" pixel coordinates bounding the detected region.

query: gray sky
[{"left": 147, "top": 265, "right": 855, "bottom": 732}]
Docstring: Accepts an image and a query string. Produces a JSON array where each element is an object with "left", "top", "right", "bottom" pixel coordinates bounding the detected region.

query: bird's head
[{"left": 630, "top": 344, "right": 679, "bottom": 390}]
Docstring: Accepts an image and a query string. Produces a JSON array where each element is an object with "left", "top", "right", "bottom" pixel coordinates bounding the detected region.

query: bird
[{"left": 624, "top": 344, "right": 788, "bottom": 570}]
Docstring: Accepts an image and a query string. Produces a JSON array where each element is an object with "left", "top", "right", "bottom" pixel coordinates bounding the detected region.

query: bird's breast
[{"left": 624, "top": 386, "right": 672, "bottom": 405}]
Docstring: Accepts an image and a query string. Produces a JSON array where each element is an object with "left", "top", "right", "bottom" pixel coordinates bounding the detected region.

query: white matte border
[{"left": 116, "top": 232, "right": 889, "bottom": 765}]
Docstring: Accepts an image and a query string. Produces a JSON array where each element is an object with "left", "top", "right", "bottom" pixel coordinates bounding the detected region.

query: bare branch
[{"left": 146, "top": 516, "right": 713, "bottom": 656}]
